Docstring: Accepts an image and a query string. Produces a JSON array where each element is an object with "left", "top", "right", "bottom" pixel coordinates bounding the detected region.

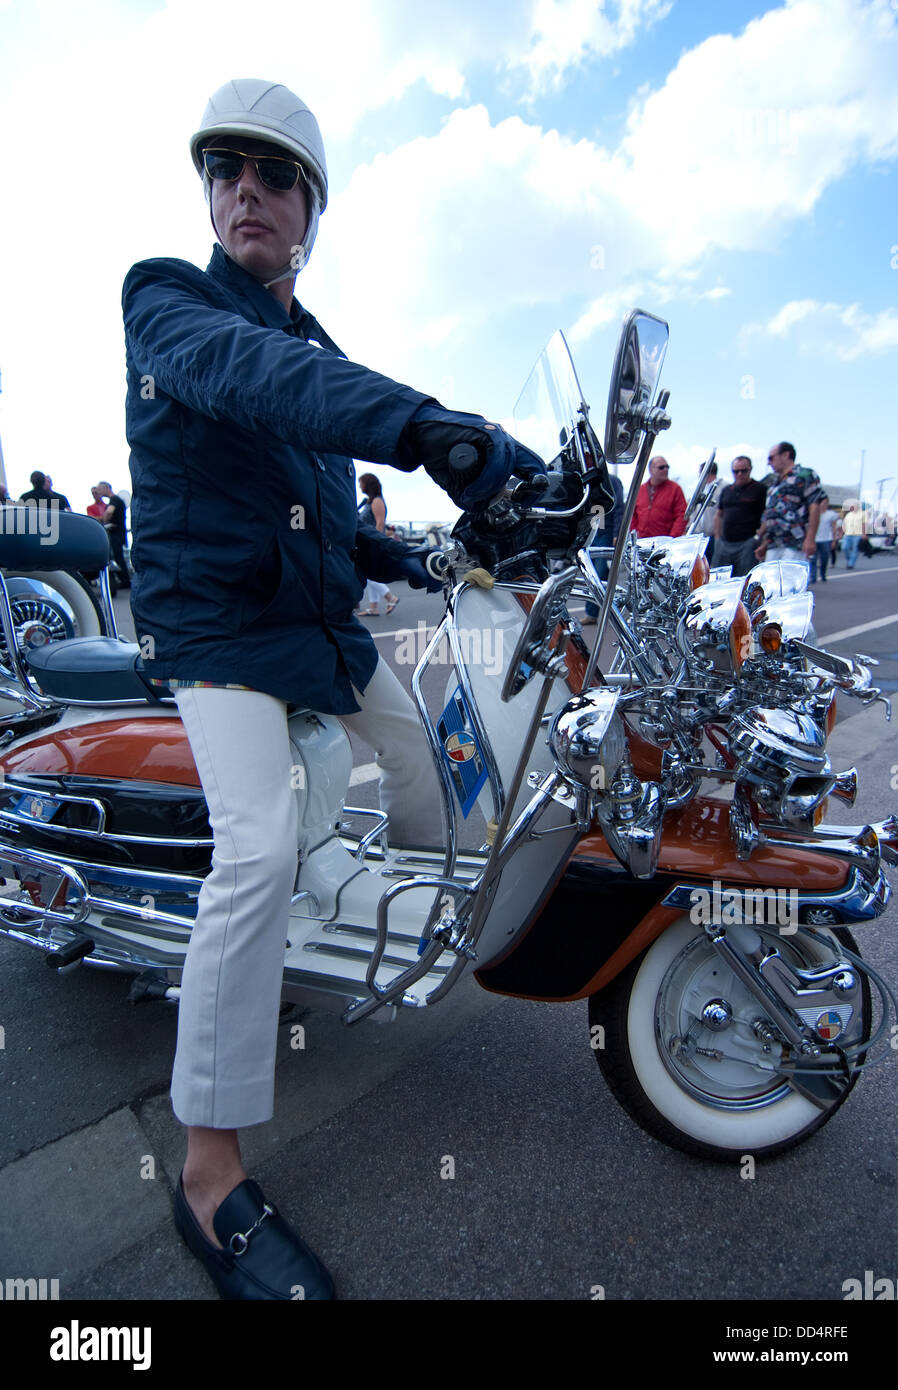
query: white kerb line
[{"left": 817, "top": 614, "right": 898, "bottom": 645}]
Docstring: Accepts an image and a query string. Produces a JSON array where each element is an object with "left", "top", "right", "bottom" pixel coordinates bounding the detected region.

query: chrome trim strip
[
  {"left": 321, "top": 921, "right": 427, "bottom": 948},
  {"left": 96, "top": 568, "right": 119, "bottom": 638},
  {"left": 0, "top": 777, "right": 213, "bottom": 848},
  {"left": 0, "top": 784, "right": 109, "bottom": 831},
  {"left": 660, "top": 866, "right": 889, "bottom": 922},
  {"left": 303, "top": 940, "right": 451, "bottom": 974},
  {"left": 0, "top": 844, "right": 206, "bottom": 892},
  {"left": 31, "top": 696, "right": 175, "bottom": 707}
]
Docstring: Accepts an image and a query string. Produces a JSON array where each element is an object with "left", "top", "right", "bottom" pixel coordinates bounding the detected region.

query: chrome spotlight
[
  {"left": 729, "top": 706, "right": 835, "bottom": 827},
  {"left": 548, "top": 688, "right": 623, "bottom": 791},
  {"left": 742, "top": 561, "right": 809, "bottom": 615}
]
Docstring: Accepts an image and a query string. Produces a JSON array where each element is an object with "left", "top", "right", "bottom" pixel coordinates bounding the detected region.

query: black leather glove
[{"left": 400, "top": 404, "right": 546, "bottom": 509}]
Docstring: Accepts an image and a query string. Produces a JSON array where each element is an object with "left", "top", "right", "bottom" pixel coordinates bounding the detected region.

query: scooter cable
[{"left": 776, "top": 939, "right": 898, "bottom": 1075}]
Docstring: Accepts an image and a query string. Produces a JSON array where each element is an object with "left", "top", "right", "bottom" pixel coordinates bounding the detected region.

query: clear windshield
[{"left": 512, "top": 330, "right": 584, "bottom": 464}]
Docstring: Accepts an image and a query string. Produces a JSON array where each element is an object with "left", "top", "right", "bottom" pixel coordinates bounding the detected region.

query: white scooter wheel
[
  {"left": 6, "top": 569, "right": 105, "bottom": 639},
  {"left": 588, "top": 914, "right": 871, "bottom": 1161},
  {"left": 0, "top": 570, "right": 106, "bottom": 724}
]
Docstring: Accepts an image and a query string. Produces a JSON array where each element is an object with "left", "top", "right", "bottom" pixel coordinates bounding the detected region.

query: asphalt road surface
[{"left": 1, "top": 549, "right": 896, "bottom": 1314}]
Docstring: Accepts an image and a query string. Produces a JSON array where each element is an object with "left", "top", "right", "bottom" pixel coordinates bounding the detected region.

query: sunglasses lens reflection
[
  {"left": 204, "top": 151, "right": 243, "bottom": 180},
  {"left": 257, "top": 159, "right": 300, "bottom": 191},
  {"left": 203, "top": 150, "right": 301, "bottom": 191}
]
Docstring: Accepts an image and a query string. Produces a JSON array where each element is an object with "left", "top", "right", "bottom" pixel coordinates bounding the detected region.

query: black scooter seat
[
  {"left": 0, "top": 510, "right": 111, "bottom": 572},
  {"left": 25, "top": 636, "right": 171, "bottom": 703}
]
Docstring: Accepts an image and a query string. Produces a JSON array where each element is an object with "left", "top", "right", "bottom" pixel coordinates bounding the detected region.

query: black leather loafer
[{"left": 173, "top": 1173, "right": 335, "bottom": 1300}]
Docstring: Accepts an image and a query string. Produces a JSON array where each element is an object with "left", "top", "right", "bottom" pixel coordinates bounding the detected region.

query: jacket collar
[
  {"left": 206, "top": 243, "right": 300, "bottom": 330},
  {"left": 205, "top": 243, "right": 343, "bottom": 353}
]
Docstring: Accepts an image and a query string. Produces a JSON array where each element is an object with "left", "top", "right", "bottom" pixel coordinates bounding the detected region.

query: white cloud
[
  {"left": 743, "top": 299, "right": 898, "bottom": 359},
  {"left": 569, "top": 285, "right": 652, "bottom": 344},
  {"left": 569, "top": 277, "right": 730, "bottom": 344},
  {"left": 616, "top": 0, "right": 898, "bottom": 264},
  {"left": 506, "top": 0, "right": 673, "bottom": 92},
  {"left": 301, "top": 105, "right": 650, "bottom": 387},
  {"left": 765, "top": 300, "right": 820, "bottom": 336}
]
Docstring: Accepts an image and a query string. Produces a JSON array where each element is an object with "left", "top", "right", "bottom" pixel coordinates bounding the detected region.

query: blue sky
[{"left": 0, "top": 0, "right": 896, "bottom": 525}]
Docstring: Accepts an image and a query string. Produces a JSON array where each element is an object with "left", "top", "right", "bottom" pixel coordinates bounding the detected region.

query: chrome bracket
[{"left": 341, "top": 875, "right": 472, "bottom": 1025}]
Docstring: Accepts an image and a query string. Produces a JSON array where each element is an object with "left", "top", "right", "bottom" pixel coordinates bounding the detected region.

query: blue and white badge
[{"left": 438, "top": 686, "right": 487, "bottom": 818}]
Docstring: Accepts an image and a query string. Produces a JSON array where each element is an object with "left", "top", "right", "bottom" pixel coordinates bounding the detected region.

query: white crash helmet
[{"left": 190, "top": 79, "right": 328, "bottom": 285}]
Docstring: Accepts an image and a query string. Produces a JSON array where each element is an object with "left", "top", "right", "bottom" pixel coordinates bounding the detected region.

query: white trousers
[
  {"left": 765, "top": 545, "right": 809, "bottom": 572},
  {"left": 170, "top": 657, "right": 442, "bottom": 1129}
]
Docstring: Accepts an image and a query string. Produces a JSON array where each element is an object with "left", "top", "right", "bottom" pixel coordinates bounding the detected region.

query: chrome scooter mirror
[{"left": 604, "top": 309, "right": 670, "bottom": 466}]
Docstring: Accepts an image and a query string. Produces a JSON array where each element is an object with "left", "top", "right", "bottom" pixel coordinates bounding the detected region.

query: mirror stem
[{"left": 581, "top": 427, "right": 658, "bottom": 691}]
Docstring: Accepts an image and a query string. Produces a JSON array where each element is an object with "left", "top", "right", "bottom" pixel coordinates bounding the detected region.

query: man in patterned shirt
[{"left": 754, "top": 442, "right": 823, "bottom": 569}]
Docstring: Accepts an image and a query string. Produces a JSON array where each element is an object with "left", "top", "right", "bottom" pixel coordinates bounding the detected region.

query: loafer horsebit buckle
[{"left": 228, "top": 1201, "right": 277, "bottom": 1256}]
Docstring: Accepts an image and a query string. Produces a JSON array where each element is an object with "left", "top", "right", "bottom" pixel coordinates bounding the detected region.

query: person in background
[
  {"left": 80, "top": 487, "right": 110, "bottom": 586},
  {"left": 696, "top": 461, "right": 723, "bottom": 566},
  {"left": 0, "top": 483, "right": 7, "bottom": 505},
  {"left": 582, "top": 472, "right": 625, "bottom": 625},
  {"left": 42, "top": 475, "right": 72, "bottom": 511},
  {"left": 86, "top": 485, "right": 107, "bottom": 520},
  {"left": 713, "top": 456, "right": 768, "bottom": 576},
  {"left": 19, "top": 470, "right": 71, "bottom": 510},
  {"left": 841, "top": 501, "right": 865, "bottom": 569},
  {"left": 754, "top": 442, "right": 822, "bottom": 568},
  {"left": 96, "top": 481, "right": 131, "bottom": 589},
  {"left": 809, "top": 495, "right": 837, "bottom": 582},
  {"left": 630, "top": 456, "right": 686, "bottom": 538},
  {"left": 356, "top": 473, "right": 399, "bottom": 616},
  {"left": 829, "top": 504, "right": 844, "bottom": 566}
]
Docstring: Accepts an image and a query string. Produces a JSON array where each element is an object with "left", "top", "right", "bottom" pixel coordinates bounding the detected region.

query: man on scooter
[{"left": 122, "top": 77, "right": 544, "bottom": 1302}]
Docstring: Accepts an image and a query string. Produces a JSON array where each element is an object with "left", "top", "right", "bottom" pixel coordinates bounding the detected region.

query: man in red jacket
[{"left": 631, "top": 456, "right": 687, "bottom": 538}]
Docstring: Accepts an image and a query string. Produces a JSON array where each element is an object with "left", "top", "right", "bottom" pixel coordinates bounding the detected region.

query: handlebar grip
[
  {"left": 507, "top": 473, "right": 549, "bottom": 499},
  {"left": 448, "top": 443, "right": 479, "bottom": 471}
]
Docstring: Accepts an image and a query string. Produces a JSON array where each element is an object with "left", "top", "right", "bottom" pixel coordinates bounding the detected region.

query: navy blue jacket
[{"left": 123, "top": 245, "right": 431, "bottom": 712}]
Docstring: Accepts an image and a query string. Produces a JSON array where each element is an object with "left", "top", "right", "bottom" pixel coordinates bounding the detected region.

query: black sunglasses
[
  {"left": 202, "top": 147, "right": 307, "bottom": 193},
  {"left": 733, "top": 467, "right": 750, "bottom": 475}
]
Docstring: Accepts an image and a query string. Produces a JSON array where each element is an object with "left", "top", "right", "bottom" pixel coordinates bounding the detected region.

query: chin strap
[{"left": 263, "top": 260, "right": 303, "bottom": 289}]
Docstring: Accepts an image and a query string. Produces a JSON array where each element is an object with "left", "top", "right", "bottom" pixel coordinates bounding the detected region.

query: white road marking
[
  {"left": 369, "top": 624, "right": 439, "bottom": 641},
  {"left": 817, "top": 614, "right": 898, "bottom": 644},
  {"left": 348, "top": 761, "right": 379, "bottom": 786},
  {"left": 822, "top": 564, "right": 898, "bottom": 582}
]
